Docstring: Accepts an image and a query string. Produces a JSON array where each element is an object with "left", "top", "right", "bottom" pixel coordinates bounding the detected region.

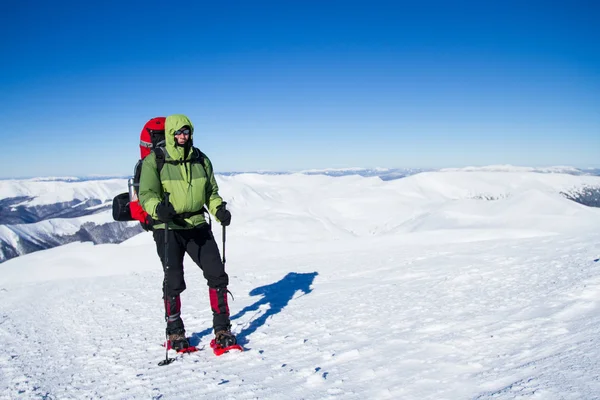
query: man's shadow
[{"left": 190, "top": 271, "right": 318, "bottom": 347}]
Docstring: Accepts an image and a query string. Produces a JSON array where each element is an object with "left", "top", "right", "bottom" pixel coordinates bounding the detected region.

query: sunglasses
[{"left": 174, "top": 128, "right": 191, "bottom": 136}]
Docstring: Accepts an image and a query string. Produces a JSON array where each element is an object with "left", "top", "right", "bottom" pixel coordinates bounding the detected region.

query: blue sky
[{"left": 0, "top": 1, "right": 598, "bottom": 178}]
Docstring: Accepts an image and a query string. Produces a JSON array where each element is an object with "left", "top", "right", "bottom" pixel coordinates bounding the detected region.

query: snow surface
[
  {"left": 439, "top": 165, "right": 586, "bottom": 174},
  {"left": 2, "top": 210, "right": 118, "bottom": 241},
  {"left": 0, "top": 179, "right": 125, "bottom": 207},
  {"left": 1, "top": 171, "right": 600, "bottom": 399}
]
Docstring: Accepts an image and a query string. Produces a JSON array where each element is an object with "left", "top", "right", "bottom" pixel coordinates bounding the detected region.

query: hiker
[{"left": 138, "top": 114, "right": 235, "bottom": 351}]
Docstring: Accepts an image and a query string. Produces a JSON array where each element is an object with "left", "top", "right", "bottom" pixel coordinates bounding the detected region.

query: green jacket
[{"left": 139, "top": 114, "right": 224, "bottom": 229}]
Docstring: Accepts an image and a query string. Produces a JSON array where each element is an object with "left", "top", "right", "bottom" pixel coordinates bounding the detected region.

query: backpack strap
[
  {"left": 155, "top": 146, "right": 166, "bottom": 174},
  {"left": 193, "top": 147, "right": 208, "bottom": 177},
  {"left": 193, "top": 147, "right": 205, "bottom": 164},
  {"left": 132, "top": 159, "right": 143, "bottom": 193}
]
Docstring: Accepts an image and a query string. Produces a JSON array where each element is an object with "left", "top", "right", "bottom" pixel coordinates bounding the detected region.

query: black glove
[
  {"left": 155, "top": 201, "right": 177, "bottom": 223},
  {"left": 140, "top": 215, "right": 155, "bottom": 231},
  {"left": 215, "top": 204, "right": 231, "bottom": 226}
]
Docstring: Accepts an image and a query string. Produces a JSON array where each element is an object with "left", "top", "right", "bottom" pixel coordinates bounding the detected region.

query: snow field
[
  {"left": 1, "top": 171, "right": 600, "bottom": 398},
  {"left": 1, "top": 230, "right": 600, "bottom": 399}
]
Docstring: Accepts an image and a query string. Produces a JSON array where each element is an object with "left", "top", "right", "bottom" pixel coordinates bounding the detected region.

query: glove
[
  {"left": 140, "top": 215, "right": 155, "bottom": 231},
  {"left": 155, "top": 201, "right": 177, "bottom": 223},
  {"left": 215, "top": 204, "right": 231, "bottom": 226}
]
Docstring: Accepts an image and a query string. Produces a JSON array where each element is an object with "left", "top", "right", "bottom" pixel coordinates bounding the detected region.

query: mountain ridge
[{"left": 1, "top": 167, "right": 599, "bottom": 263}]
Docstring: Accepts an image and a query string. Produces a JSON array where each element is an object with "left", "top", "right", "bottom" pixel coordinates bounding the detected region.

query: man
[{"left": 139, "top": 114, "right": 235, "bottom": 351}]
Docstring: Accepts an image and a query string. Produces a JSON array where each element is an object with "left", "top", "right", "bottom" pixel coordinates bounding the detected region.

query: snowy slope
[
  {"left": 440, "top": 165, "right": 587, "bottom": 174},
  {"left": 1, "top": 171, "right": 600, "bottom": 398},
  {"left": 1, "top": 169, "right": 600, "bottom": 262},
  {"left": 0, "top": 178, "right": 126, "bottom": 207},
  {"left": 0, "top": 213, "right": 141, "bottom": 262},
  {"left": 217, "top": 171, "right": 600, "bottom": 243},
  {"left": 2, "top": 169, "right": 598, "bottom": 263},
  {"left": 0, "top": 178, "right": 142, "bottom": 262}
]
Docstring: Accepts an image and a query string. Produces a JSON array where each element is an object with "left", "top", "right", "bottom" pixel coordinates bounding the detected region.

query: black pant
[{"left": 153, "top": 223, "right": 230, "bottom": 334}]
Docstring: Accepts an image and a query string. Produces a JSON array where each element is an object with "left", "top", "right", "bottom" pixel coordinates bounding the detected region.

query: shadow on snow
[{"left": 190, "top": 271, "right": 318, "bottom": 347}]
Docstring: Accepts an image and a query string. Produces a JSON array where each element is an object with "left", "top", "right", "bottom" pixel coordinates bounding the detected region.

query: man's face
[{"left": 174, "top": 127, "right": 191, "bottom": 145}]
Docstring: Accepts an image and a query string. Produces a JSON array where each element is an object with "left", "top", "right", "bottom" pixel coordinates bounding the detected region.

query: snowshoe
[
  {"left": 210, "top": 330, "right": 243, "bottom": 356},
  {"left": 165, "top": 333, "right": 198, "bottom": 353}
]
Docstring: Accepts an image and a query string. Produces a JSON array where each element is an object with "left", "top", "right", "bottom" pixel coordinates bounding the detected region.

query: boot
[
  {"left": 168, "top": 332, "right": 190, "bottom": 351},
  {"left": 214, "top": 329, "right": 237, "bottom": 348}
]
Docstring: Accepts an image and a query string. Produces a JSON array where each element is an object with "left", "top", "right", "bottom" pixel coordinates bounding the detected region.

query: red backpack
[{"left": 112, "top": 117, "right": 166, "bottom": 228}]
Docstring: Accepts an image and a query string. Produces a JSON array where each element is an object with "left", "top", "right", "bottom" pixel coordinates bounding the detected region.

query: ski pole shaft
[
  {"left": 159, "top": 192, "right": 174, "bottom": 366},
  {"left": 222, "top": 225, "right": 226, "bottom": 267},
  {"left": 163, "top": 192, "right": 170, "bottom": 277},
  {"left": 220, "top": 202, "right": 227, "bottom": 267}
]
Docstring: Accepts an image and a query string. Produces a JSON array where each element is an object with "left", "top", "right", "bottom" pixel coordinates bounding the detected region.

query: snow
[
  {"left": 298, "top": 167, "right": 391, "bottom": 173},
  {"left": 440, "top": 165, "right": 585, "bottom": 174},
  {"left": 13, "top": 211, "right": 117, "bottom": 237},
  {"left": 1, "top": 170, "right": 600, "bottom": 399},
  {"left": 0, "top": 178, "right": 126, "bottom": 207},
  {"left": 0, "top": 211, "right": 125, "bottom": 260}
]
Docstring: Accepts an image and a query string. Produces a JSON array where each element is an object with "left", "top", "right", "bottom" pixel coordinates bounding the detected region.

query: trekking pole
[
  {"left": 222, "top": 225, "right": 226, "bottom": 267},
  {"left": 221, "top": 204, "right": 227, "bottom": 267},
  {"left": 158, "top": 193, "right": 175, "bottom": 366}
]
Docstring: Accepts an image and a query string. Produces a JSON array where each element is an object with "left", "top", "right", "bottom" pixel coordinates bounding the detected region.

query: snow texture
[
  {"left": 1, "top": 170, "right": 600, "bottom": 399},
  {"left": 0, "top": 179, "right": 142, "bottom": 262}
]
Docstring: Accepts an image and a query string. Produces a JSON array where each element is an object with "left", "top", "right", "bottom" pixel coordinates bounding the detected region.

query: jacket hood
[{"left": 165, "top": 114, "right": 195, "bottom": 159}]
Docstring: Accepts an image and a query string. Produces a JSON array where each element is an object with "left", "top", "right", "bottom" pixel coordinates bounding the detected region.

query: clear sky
[{"left": 1, "top": 0, "right": 598, "bottom": 178}]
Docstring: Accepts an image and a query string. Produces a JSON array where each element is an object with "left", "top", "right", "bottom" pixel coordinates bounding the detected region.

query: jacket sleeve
[
  {"left": 203, "top": 155, "right": 224, "bottom": 217},
  {"left": 139, "top": 153, "right": 162, "bottom": 219}
]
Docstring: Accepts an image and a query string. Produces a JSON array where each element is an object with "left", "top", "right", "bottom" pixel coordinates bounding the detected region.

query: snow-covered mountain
[
  {"left": 1, "top": 167, "right": 599, "bottom": 262},
  {"left": 219, "top": 165, "right": 600, "bottom": 180},
  {"left": 217, "top": 166, "right": 428, "bottom": 181},
  {"left": 296, "top": 167, "right": 428, "bottom": 180},
  {"left": 1, "top": 167, "right": 600, "bottom": 398},
  {"left": 0, "top": 178, "right": 142, "bottom": 262},
  {"left": 440, "top": 165, "right": 600, "bottom": 175}
]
